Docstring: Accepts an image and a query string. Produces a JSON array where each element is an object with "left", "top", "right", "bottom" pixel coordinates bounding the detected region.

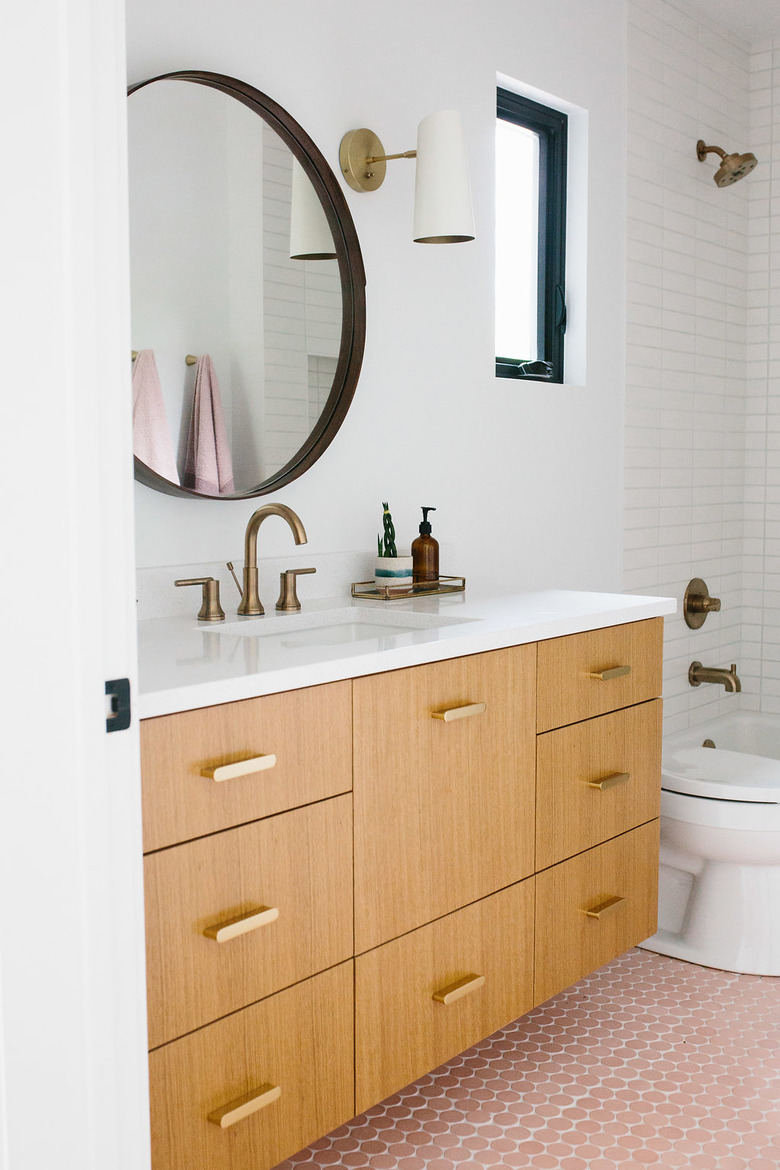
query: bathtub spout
[{"left": 688, "top": 661, "right": 741, "bottom": 692}]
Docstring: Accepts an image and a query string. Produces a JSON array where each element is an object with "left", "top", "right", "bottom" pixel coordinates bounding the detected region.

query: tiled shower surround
[
  {"left": 623, "top": 0, "right": 750, "bottom": 733},
  {"left": 278, "top": 949, "right": 780, "bottom": 1170},
  {"left": 624, "top": 0, "right": 780, "bottom": 729}
]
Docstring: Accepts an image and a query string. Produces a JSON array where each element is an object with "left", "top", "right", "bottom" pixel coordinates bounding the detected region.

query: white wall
[
  {"left": 623, "top": 0, "right": 751, "bottom": 733},
  {"left": 128, "top": 0, "right": 628, "bottom": 596}
]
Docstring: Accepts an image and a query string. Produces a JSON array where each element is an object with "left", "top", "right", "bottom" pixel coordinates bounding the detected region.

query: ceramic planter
[{"left": 374, "top": 554, "right": 413, "bottom": 591}]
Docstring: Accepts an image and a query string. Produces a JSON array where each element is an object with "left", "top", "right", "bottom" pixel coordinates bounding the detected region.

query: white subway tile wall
[
  {"left": 746, "top": 36, "right": 780, "bottom": 717},
  {"left": 624, "top": 0, "right": 756, "bottom": 732}
]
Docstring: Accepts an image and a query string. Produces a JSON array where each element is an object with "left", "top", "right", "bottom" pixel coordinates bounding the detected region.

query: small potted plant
[{"left": 375, "top": 502, "right": 413, "bottom": 592}]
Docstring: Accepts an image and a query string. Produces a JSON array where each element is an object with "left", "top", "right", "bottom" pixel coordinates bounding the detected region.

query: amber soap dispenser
[{"left": 412, "top": 506, "right": 439, "bottom": 583}]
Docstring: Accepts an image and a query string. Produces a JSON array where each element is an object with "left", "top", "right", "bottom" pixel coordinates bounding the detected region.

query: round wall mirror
[{"left": 127, "top": 71, "right": 365, "bottom": 499}]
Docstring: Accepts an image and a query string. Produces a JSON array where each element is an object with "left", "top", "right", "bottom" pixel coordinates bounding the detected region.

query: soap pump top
[
  {"left": 419, "top": 506, "right": 436, "bottom": 534},
  {"left": 412, "top": 506, "right": 439, "bottom": 583}
]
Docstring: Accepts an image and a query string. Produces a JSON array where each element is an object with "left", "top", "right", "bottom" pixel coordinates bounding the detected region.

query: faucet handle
[
  {"left": 275, "top": 567, "right": 316, "bottom": 612},
  {"left": 175, "top": 577, "right": 225, "bottom": 622},
  {"left": 684, "top": 578, "right": 721, "bottom": 628}
]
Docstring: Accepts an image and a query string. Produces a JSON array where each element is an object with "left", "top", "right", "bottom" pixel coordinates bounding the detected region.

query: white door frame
[{"left": 0, "top": 1, "right": 149, "bottom": 1167}]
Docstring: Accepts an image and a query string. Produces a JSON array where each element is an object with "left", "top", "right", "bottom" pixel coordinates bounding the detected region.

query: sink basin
[{"left": 213, "top": 607, "right": 475, "bottom": 650}]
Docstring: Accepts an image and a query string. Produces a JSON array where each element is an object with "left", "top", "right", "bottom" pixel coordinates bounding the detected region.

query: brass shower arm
[{"left": 696, "top": 141, "right": 727, "bottom": 161}]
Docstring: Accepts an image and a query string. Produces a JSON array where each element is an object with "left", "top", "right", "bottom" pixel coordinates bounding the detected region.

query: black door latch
[{"left": 105, "top": 678, "right": 131, "bottom": 732}]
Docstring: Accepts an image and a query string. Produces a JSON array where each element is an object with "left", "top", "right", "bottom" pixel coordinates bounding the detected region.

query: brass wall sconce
[
  {"left": 696, "top": 140, "right": 758, "bottom": 187},
  {"left": 339, "top": 110, "right": 475, "bottom": 243}
]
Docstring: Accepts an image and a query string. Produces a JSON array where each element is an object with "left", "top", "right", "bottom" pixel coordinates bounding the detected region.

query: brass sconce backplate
[{"left": 339, "top": 128, "right": 387, "bottom": 192}]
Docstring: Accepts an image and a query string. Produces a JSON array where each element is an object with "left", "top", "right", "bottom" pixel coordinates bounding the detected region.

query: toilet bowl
[{"left": 639, "top": 724, "right": 780, "bottom": 976}]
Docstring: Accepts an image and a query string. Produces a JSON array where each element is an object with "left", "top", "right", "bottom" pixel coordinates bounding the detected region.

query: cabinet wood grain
[
  {"left": 355, "top": 880, "right": 535, "bottom": 1113},
  {"left": 149, "top": 962, "right": 353, "bottom": 1170},
  {"left": 140, "top": 680, "right": 352, "bottom": 851},
  {"left": 353, "top": 646, "right": 536, "bottom": 953},
  {"left": 144, "top": 794, "right": 353, "bottom": 1048},
  {"left": 536, "top": 618, "right": 663, "bottom": 732},
  {"left": 536, "top": 700, "right": 662, "bottom": 869},
  {"left": 534, "top": 820, "right": 660, "bottom": 1005}
]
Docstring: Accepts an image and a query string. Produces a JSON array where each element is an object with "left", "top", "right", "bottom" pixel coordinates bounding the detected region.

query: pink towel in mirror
[
  {"left": 132, "top": 349, "right": 180, "bottom": 484},
  {"left": 183, "top": 354, "right": 235, "bottom": 495}
]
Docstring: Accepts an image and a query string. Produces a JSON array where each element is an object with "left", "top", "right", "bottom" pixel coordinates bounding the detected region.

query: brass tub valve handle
[
  {"left": 684, "top": 578, "right": 721, "bottom": 629},
  {"left": 276, "top": 567, "right": 316, "bottom": 612},
  {"left": 175, "top": 577, "right": 225, "bottom": 622}
]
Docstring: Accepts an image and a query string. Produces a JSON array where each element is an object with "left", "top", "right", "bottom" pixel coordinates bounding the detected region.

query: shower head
[{"left": 696, "top": 140, "right": 758, "bottom": 187}]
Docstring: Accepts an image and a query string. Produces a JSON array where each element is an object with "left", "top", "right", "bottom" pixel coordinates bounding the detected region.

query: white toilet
[{"left": 640, "top": 736, "right": 780, "bottom": 976}]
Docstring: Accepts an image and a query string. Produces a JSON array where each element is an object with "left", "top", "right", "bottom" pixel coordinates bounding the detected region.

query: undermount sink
[{"left": 213, "top": 606, "right": 476, "bottom": 649}]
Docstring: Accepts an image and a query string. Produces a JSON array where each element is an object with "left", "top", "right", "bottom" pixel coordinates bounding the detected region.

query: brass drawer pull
[
  {"left": 207, "top": 1083, "right": 281, "bottom": 1128},
  {"left": 587, "top": 665, "right": 631, "bottom": 681},
  {"left": 582, "top": 895, "right": 626, "bottom": 920},
  {"left": 432, "top": 973, "right": 486, "bottom": 1005},
  {"left": 431, "top": 703, "right": 487, "bottom": 722},
  {"left": 203, "top": 906, "right": 279, "bottom": 943},
  {"left": 201, "top": 754, "right": 277, "bottom": 782},
  {"left": 586, "top": 772, "right": 630, "bottom": 792}
]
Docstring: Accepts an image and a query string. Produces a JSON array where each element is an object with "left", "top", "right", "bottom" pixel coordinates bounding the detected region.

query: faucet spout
[
  {"left": 688, "top": 661, "right": 741, "bottom": 693},
  {"left": 238, "top": 503, "right": 308, "bottom": 616}
]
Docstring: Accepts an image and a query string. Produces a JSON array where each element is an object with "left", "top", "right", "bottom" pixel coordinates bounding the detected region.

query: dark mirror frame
[{"left": 128, "top": 70, "right": 366, "bottom": 499}]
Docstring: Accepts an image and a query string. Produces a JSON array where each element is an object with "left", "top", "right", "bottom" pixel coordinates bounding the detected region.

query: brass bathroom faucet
[
  {"left": 688, "top": 661, "right": 741, "bottom": 693},
  {"left": 237, "top": 503, "right": 308, "bottom": 616}
]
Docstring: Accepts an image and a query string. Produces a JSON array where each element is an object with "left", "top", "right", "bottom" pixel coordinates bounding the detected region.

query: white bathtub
[{"left": 639, "top": 711, "right": 780, "bottom": 975}]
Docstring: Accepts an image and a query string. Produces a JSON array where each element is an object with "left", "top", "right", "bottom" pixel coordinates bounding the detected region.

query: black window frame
[{"left": 495, "top": 87, "right": 568, "bottom": 384}]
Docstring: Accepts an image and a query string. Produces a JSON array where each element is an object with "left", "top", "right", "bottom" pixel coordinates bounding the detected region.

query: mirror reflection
[{"left": 128, "top": 80, "right": 343, "bottom": 495}]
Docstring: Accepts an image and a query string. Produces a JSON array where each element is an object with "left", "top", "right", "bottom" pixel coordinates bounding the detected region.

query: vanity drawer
[
  {"left": 536, "top": 618, "right": 663, "bottom": 732},
  {"left": 353, "top": 645, "right": 536, "bottom": 953},
  {"left": 144, "top": 795, "right": 353, "bottom": 1049},
  {"left": 149, "top": 962, "right": 353, "bottom": 1170},
  {"left": 140, "top": 680, "right": 352, "bottom": 851},
  {"left": 536, "top": 699, "right": 662, "bottom": 869},
  {"left": 534, "top": 820, "right": 659, "bottom": 1005},
  {"left": 355, "top": 879, "right": 534, "bottom": 1114}
]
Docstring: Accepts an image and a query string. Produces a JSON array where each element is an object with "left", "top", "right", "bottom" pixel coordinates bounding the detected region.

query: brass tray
[{"left": 351, "top": 575, "right": 466, "bottom": 601}]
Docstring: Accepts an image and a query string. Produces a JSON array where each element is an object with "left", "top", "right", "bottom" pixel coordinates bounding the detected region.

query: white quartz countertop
[{"left": 137, "top": 588, "right": 676, "bottom": 719}]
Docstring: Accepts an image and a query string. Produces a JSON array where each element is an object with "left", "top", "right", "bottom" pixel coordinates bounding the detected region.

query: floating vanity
[{"left": 138, "top": 588, "right": 674, "bottom": 1170}]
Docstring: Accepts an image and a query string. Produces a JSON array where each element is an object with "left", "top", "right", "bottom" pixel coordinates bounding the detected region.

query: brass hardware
[
  {"left": 586, "top": 772, "right": 630, "bottom": 791},
  {"left": 203, "top": 906, "right": 279, "bottom": 942},
  {"left": 703, "top": 738, "right": 716, "bottom": 749},
  {"left": 185, "top": 354, "right": 198, "bottom": 366},
  {"left": 432, "top": 973, "right": 486, "bottom": 1005},
  {"left": 683, "top": 578, "right": 721, "bottom": 629},
  {"left": 131, "top": 350, "right": 138, "bottom": 361},
  {"left": 275, "top": 567, "right": 317, "bottom": 612},
  {"left": 582, "top": 895, "right": 625, "bottom": 920},
  {"left": 238, "top": 504, "right": 308, "bottom": 616},
  {"left": 587, "top": 665, "right": 631, "bottom": 681},
  {"left": 688, "top": 661, "right": 741, "bottom": 693},
  {"left": 201, "top": 754, "right": 277, "bottom": 782},
  {"left": 697, "top": 140, "right": 758, "bottom": 187},
  {"left": 696, "top": 140, "right": 727, "bottom": 161},
  {"left": 351, "top": 575, "right": 466, "bottom": 600},
  {"left": 175, "top": 576, "right": 225, "bottom": 622},
  {"left": 431, "top": 702, "right": 487, "bottom": 722},
  {"left": 207, "top": 1084, "right": 281, "bottom": 1128},
  {"left": 340, "top": 128, "right": 389, "bottom": 192},
  {"left": 226, "top": 561, "right": 242, "bottom": 596}
]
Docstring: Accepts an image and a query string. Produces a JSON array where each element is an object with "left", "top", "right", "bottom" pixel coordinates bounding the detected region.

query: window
[{"left": 496, "top": 88, "right": 567, "bottom": 383}]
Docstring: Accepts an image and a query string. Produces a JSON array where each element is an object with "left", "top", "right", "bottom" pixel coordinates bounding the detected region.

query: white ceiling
[{"left": 681, "top": 0, "right": 780, "bottom": 43}]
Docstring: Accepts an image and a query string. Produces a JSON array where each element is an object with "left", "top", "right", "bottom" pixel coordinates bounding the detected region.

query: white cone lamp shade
[
  {"left": 289, "top": 158, "right": 337, "bottom": 260},
  {"left": 413, "top": 110, "right": 475, "bottom": 243}
]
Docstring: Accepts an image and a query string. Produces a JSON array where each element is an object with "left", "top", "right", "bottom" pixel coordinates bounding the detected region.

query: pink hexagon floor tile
[{"left": 275, "top": 948, "right": 780, "bottom": 1170}]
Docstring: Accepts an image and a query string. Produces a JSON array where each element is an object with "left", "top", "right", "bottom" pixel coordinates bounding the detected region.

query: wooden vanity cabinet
[
  {"left": 352, "top": 645, "right": 536, "bottom": 953},
  {"left": 140, "top": 616, "right": 663, "bottom": 1170}
]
